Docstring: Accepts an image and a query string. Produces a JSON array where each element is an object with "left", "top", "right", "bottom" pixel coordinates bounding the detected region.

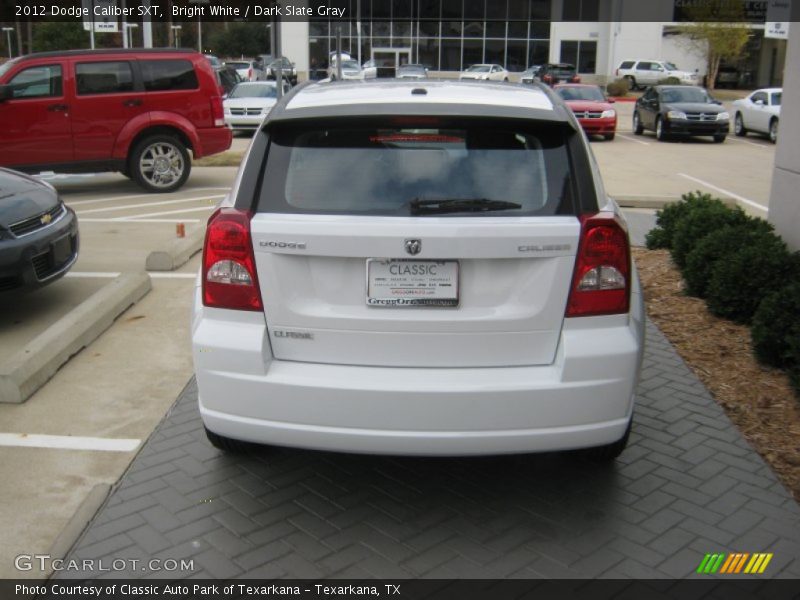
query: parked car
[
  {"left": 732, "top": 88, "right": 781, "bottom": 143},
  {"left": 615, "top": 59, "right": 699, "bottom": 89},
  {"left": 361, "top": 59, "right": 378, "bottom": 79},
  {"left": 520, "top": 65, "right": 542, "bottom": 84},
  {"left": 223, "top": 81, "right": 289, "bottom": 133},
  {"left": 224, "top": 59, "right": 265, "bottom": 82},
  {"left": 459, "top": 64, "right": 509, "bottom": 81},
  {"left": 214, "top": 65, "right": 243, "bottom": 95},
  {"left": 538, "top": 63, "right": 580, "bottom": 86},
  {"left": 204, "top": 54, "right": 222, "bottom": 68},
  {"left": 192, "top": 80, "right": 645, "bottom": 459},
  {"left": 554, "top": 84, "right": 617, "bottom": 140},
  {"left": 396, "top": 64, "right": 428, "bottom": 79},
  {"left": 328, "top": 59, "right": 364, "bottom": 80},
  {"left": 0, "top": 49, "right": 231, "bottom": 192},
  {"left": 633, "top": 85, "right": 729, "bottom": 143},
  {"left": 715, "top": 65, "right": 742, "bottom": 89},
  {"left": 0, "top": 168, "right": 78, "bottom": 293},
  {"left": 264, "top": 57, "right": 297, "bottom": 86}
]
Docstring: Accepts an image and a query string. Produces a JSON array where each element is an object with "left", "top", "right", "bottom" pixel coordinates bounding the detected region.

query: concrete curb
[
  {"left": 0, "top": 272, "right": 152, "bottom": 404},
  {"left": 48, "top": 483, "right": 111, "bottom": 568},
  {"left": 145, "top": 226, "right": 205, "bottom": 272}
]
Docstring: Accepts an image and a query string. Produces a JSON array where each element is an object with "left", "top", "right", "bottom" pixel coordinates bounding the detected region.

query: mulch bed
[{"left": 633, "top": 248, "right": 800, "bottom": 502}]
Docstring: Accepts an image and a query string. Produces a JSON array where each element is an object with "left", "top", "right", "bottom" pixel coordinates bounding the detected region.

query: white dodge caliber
[{"left": 192, "top": 79, "right": 645, "bottom": 459}]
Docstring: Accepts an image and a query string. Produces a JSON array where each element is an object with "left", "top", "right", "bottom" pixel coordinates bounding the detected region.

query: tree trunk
[{"left": 707, "top": 54, "right": 720, "bottom": 91}]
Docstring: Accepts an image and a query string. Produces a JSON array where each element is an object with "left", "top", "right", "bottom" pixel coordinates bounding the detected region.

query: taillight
[
  {"left": 615, "top": 68, "right": 619, "bottom": 76},
  {"left": 210, "top": 95, "right": 224, "bottom": 127},
  {"left": 202, "top": 208, "right": 263, "bottom": 311},
  {"left": 571, "top": 75, "right": 581, "bottom": 83},
  {"left": 544, "top": 74, "right": 552, "bottom": 83},
  {"left": 247, "top": 67, "right": 253, "bottom": 81},
  {"left": 566, "top": 212, "right": 630, "bottom": 318}
]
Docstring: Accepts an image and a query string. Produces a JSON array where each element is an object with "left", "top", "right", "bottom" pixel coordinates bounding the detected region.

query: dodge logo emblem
[{"left": 404, "top": 239, "right": 421, "bottom": 255}]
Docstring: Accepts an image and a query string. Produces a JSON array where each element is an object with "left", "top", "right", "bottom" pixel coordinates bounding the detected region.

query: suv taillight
[
  {"left": 566, "top": 213, "right": 630, "bottom": 318},
  {"left": 247, "top": 67, "right": 253, "bottom": 81},
  {"left": 202, "top": 208, "right": 263, "bottom": 311},
  {"left": 210, "top": 95, "right": 224, "bottom": 127},
  {"left": 571, "top": 75, "right": 581, "bottom": 83}
]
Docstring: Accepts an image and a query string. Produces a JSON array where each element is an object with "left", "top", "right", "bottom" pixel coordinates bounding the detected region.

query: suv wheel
[
  {"left": 624, "top": 75, "right": 637, "bottom": 91},
  {"left": 769, "top": 118, "right": 778, "bottom": 144},
  {"left": 734, "top": 113, "right": 747, "bottom": 136},
  {"left": 632, "top": 111, "right": 644, "bottom": 135},
  {"left": 655, "top": 116, "right": 668, "bottom": 141},
  {"left": 205, "top": 427, "right": 253, "bottom": 453},
  {"left": 130, "top": 135, "right": 191, "bottom": 193}
]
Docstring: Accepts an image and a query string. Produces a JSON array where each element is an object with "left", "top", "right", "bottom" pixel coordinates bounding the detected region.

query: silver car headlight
[
  {"left": 667, "top": 110, "right": 687, "bottom": 120},
  {"left": 601, "top": 109, "right": 616, "bottom": 119},
  {"left": 717, "top": 112, "right": 730, "bottom": 121}
]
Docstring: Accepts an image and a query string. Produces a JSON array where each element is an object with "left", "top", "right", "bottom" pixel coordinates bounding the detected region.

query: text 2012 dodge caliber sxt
[{"left": 191, "top": 80, "right": 645, "bottom": 460}]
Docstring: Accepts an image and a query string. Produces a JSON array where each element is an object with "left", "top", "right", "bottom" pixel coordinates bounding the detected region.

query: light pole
[
  {"left": 2, "top": 27, "right": 13, "bottom": 59},
  {"left": 124, "top": 23, "right": 138, "bottom": 48},
  {"left": 171, "top": 25, "right": 182, "bottom": 48}
]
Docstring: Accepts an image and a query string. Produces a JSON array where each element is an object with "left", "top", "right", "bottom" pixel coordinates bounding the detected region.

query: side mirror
[{"left": 0, "top": 85, "right": 11, "bottom": 102}]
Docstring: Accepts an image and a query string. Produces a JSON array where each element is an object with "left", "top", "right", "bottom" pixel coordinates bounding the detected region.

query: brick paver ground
[{"left": 63, "top": 321, "right": 800, "bottom": 579}]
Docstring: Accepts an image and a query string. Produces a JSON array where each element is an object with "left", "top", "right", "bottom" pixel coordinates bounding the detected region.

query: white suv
[
  {"left": 616, "top": 60, "right": 699, "bottom": 89},
  {"left": 192, "top": 80, "right": 645, "bottom": 459}
]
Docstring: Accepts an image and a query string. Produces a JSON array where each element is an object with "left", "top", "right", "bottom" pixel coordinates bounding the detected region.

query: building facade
[{"left": 280, "top": 0, "right": 786, "bottom": 87}]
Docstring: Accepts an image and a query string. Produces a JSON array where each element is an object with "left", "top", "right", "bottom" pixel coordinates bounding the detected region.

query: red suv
[{"left": 0, "top": 49, "right": 231, "bottom": 193}]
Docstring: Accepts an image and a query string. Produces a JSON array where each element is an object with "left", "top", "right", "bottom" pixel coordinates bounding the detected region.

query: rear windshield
[{"left": 257, "top": 120, "right": 576, "bottom": 217}]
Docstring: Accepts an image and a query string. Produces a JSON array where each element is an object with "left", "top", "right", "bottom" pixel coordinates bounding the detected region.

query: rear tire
[
  {"left": 734, "top": 112, "right": 747, "bottom": 136},
  {"left": 604, "top": 133, "right": 616, "bottom": 141},
  {"left": 129, "top": 134, "right": 191, "bottom": 193},
  {"left": 769, "top": 118, "right": 778, "bottom": 144},
  {"left": 624, "top": 75, "right": 637, "bottom": 91},
  {"left": 204, "top": 427, "right": 253, "bottom": 453},
  {"left": 580, "top": 418, "right": 632, "bottom": 462}
]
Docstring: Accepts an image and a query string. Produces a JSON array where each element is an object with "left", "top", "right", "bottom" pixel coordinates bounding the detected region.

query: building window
[
  {"left": 562, "top": 0, "right": 599, "bottom": 21},
  {"left": 560, "top": 41, "right": 597, "bottom": 74},
  {"left": 441, "top": 38, "right": 463, "bottom": 71},
  {"left": 463, "top": 38, "right": 484, "bottom": 67}
]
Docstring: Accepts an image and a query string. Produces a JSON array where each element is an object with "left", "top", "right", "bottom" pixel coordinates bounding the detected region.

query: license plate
[
  {"left": 52, "top": 235, "right": 72, "bottom": 266},
  {"left": 366, "top": 259, "right": 459, "bottom": 307}
]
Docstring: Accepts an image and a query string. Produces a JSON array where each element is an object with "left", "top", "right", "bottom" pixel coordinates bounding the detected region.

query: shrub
[
  {"left": 751, "top": 280, "right": 800, "bottom": 369},
  {"left": 706, "top": 234, "right": 793, "bottom": 323},
  {"left": 645, "top": 191, "right": 719, "bottom": 250},
  {"left": 670, "top": 201, "right": 748, "bottom": 270},
  {"left": 606, "top": 78, "right": 631, "bottom": 97},
  {"left": 683, "top": 219, "right": 775, "bottom": 298}
]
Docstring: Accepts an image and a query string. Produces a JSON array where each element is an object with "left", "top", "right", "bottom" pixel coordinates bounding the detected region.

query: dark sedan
[
  {"left": 633, "top": 85, "right": 729, "bottom": 143},
  {"left": 0, "top": 168, "right": 78, "bottom": 293}
]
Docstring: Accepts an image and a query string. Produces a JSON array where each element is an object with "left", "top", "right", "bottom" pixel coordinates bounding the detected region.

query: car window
[
  {"left": 619, "top": 61, "right": 635, "bottom": 70},
  {"left": 258, "top": 121, "right": 575, "bottom": 217},
  {"left": 229, "top": 83, "right": 277, "bottom": 99},
  {"left": 7, "top": 64, "right": 62, "bottom": 99},
  {"left": 660, "top": 88, "right": 710, "bottom": 103},
  {"left": 557, "top": 86, "right": 605, "bottom": 101},
  {"left": 226, "top": 62, "right": 249, "bottom": 70},
  {"left": 140, "top": 59, "right": 198, "bottom": 92},
  {"left": 771, "top": 92, "right": 781, "bottom": 106},
  {"left": 76, "top": 61, "right": 134, "bottom": 95},
  {"left": 751, "top": 92, "right": 767, "bottom": 104},
  {"left": 636, "top": 62, "right": 651, "bottom": 70}
]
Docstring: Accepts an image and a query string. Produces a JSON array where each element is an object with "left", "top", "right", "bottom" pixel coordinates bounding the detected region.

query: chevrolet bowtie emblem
[{"left": 40, "top": 213, "right": 53, "bottom": 225}]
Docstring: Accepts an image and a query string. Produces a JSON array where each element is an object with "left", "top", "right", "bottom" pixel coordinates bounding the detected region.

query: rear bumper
[
  {"left": 195, "top": 126, "right": 232, "bottom": 158},
  {"left": 192, "top": 285, "right": 645, "bottom": 456}
]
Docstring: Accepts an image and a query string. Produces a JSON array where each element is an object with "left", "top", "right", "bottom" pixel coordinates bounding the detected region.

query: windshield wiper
[{"left": 409, "top": 198, "right": 522, "bottom": 214}]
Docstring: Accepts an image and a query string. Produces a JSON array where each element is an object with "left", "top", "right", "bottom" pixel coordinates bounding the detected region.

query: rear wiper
[{"left": 409, "top": 198, "right": 522, "bottom": 214}]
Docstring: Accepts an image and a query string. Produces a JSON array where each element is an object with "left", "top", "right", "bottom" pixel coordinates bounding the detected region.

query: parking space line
[
  {"left": 66, "top": 187, "right": 231, "bottom": 207},
  {"left": 617, "top": 134, "right": 650, "bottom": 146},
  {"left": 728, "top": 137, "right": 769, "bottom": 148},
  {"left": 75, "top": 195, "right": 225, "bottom": 216},
  {"left": 78, "top": 218, "right": 202, "bottom": 224},
  {"left": 66, "top": 272, "right": 197, "bottom": 279},
  {"left": 115, "top": 206, "right": 215, "bottom": 220},
  {"left": 677, "top": 173, "right": 768, "bottom": 213},
  {"left": 0, "top": 433, "right": 140, "bottom": 452}
]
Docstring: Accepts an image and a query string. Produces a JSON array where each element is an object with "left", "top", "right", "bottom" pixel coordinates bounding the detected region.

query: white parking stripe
[
  {"left": 677, "top": 173, "right": 768, "bottom": 213},
  {"left": 75, "top": 195, "right": 224, "bottom": 215},
  {"left": 728, "top": 137, "right": 769, "bottom": 148},
  {"left": 78, "top": 218, "right": 202, "bottom": 224},
  {"left": 617, "top": 134, "right": 650, "bottom": 146},
  {"left": 0, "top": 433, "right": 140, "bottom": 452},
  {"left": 115, "top": 206, "right": 215, "bottom": 220},
  {"left": 66, "top": 272, "right": 197, "bottom": 279},
  {"left": 66, "top": 187, "right": 231, "bottom": 207}
]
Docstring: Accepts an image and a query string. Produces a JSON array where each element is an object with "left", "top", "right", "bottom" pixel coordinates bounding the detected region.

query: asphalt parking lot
[{"left": 0, "top": 105, "right": 793, "bottom": 580}]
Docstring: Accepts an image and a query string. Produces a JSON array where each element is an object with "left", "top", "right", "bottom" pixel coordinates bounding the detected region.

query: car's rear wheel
[
  {"left": 734, "top": 113, "right": 747, "bottom": 136},
  {"left": 769, "top": 118, "right": 779, "bottom": 144},
  {"left": 604, "top": 133, "right": 616, "bottom": 141},
  {"left": 130, "top": 135, "right": 191, "bottom": 193},
  {"left": 624, "top": 75, "right": 637, "bottom": 91},
  {"left": 632, "top": 111, "right": 644, "bottom": 135},
  {"left": 204, "top": 427, "right": 254, "bottom": 453},
  {"left": 655, "top": 116, "right": 668, "bottom": 141}
]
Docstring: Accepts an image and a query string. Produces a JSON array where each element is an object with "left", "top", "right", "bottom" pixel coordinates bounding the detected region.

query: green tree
[
  {"left": 32, "top": 21, "right": 90, "bottom": 52},
  {"left": 208, "top": 23, "right": 269, "bottom": 59},
  {"left": 677, "top": 4, "right": 751, "bottom": 91}
]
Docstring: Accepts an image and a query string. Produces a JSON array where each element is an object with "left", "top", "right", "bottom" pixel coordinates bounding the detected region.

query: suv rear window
[
  {"left": 618, "top": 61, "right": 635, "bottom": 69},
  {"left": 140, "top": 59, "right": 198, "bottom": 92},
  {"left": 257, "top": 120, "right": 576, "bottom": 217}
]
